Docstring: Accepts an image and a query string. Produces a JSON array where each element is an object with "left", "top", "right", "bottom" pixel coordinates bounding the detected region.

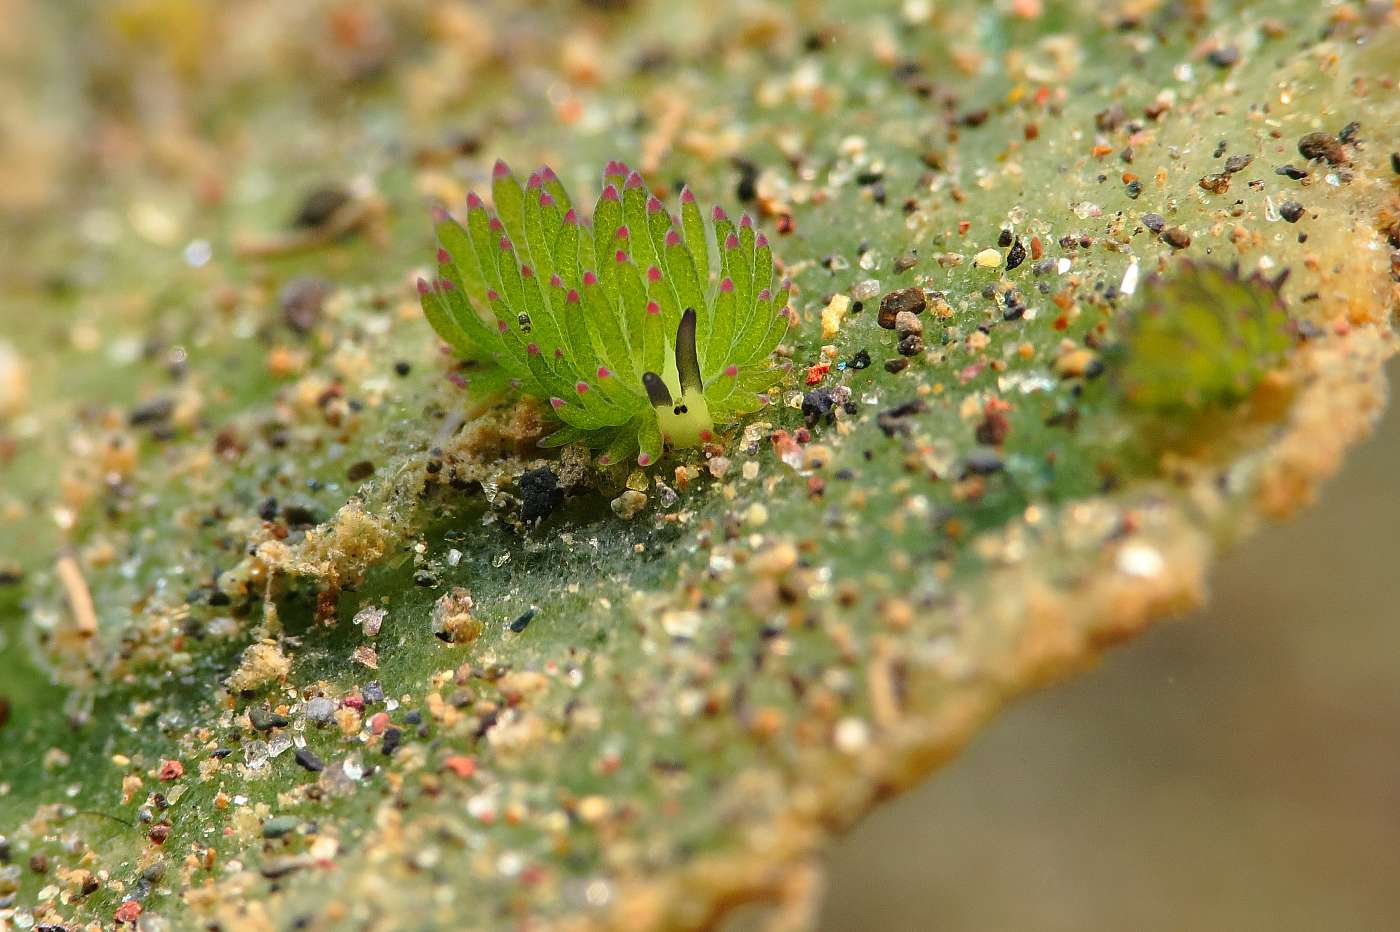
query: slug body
[{"left": 419, "top": 161, "right": 791, "bottom": 466}]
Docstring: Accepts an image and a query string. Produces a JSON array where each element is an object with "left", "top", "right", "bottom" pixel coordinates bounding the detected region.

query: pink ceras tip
[
  {"left": 438, "top": 278, "right": 454, "bottom": 291},
  {"left": 550, "top": 397, "right": 565, "bottom": 410},
  {"left": 541, "top": 165, "right": 558, "bottom": 182},
  {"left": 724, "top": 364, "right": 738, "bottom": 377},
  {"left": 539, "top": 192, "right": 555, "bottom": 207},
  {"left": 637, "top": 454, "right": 652, "bottom": 466},
  {"left": 499, "top": 236, "right": 512, "bottom": 251},
  {"left": 416, "top": 278, "right": 430, "bottom": 295},
  {"left": 720, "top": 278, "right": 734, "bottom": 293},
  {"left": 680, "top": 187, "right": 696, "bottom": 204},
  {"left": 575, "top": 382, "right": 589, "bottom": 394},
  {"left": 520, "top": 265, "right": 534, "bottom": 278},
  {"left": 436, "top": 247, "right": 451, "bottom": 264},
  {"left": 526, "top": 172, "right": 542, "bottom": 189},
  {"left": 645, "top": 301, "right": 660, "bottom": 316},
  {"left": 615, "top": 250, "right": 628, "bottom": 263},
  {"left": 664, "top": 229, "right": 681, "bottom": 247},
  {"left": 601, "top": 185, "right": 620, "bottom": 202},
  {"left": 625, "top": 171, "right": 643, "bottom": 189},
  {"left": 758, "top": 289, "right": 771, "bottom": 302},
  {"left": 493, "top": 159, "right": 511, "bottom": 178},
  {"left": 712, "top": 205, "right": 727, "bottom": 221},
  {"left": 489, "top": 217, "right": 503, "bottom": 231},
  {"left": 431, "top": 205, "right": 450, "bottom": 222},
  {"left": 725, "top": 233, "right": 740, "bottom": 249},
  {"left": 756, "top": 233, "right": 768, "bottom": 248},
  {"left": 566, "top": 289, "right": 580, "bottom": 303},
  {"left": 615, "top": 225, "right": 630, "bottom": 240},
  {"left": 646, "top": 195, "right": 663, "bottom": 213},
  {"left": 740, "top": 214, "right": 753, "bottom": 228},
  {"left": 646, "top": 265, "right": 662, "bottom": 283},
  {"left": 583, "top": 271, "right": 598, "bottom": 286},
  {"left": 597, "top": 366, "right": 611, "bottom": 379},
  {"left": 487, "top": 289, "right": 500, "bottom": 302},
  {"left": 550, "top": 273, "right": 563, "bottom": 288},
  {"left": 466, "top": 191, "right": 484, "bottom": 209},
  {"left": 526, "top": 342, "right": 540, "bottom": 356},
  {"left": 564, "top": 208, "right": 578, "bottom": 224}
]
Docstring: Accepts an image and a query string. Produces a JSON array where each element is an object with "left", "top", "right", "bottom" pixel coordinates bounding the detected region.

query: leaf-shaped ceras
[{"left": 419, "top": 160, "right": 793, "bottom": 467}]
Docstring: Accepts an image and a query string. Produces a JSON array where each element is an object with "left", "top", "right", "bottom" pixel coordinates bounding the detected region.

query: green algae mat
[{"left": 1, "top": 1, "right": 1398, "bottom": 928}]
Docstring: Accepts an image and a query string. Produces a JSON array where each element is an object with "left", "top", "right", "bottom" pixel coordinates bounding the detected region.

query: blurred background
[{"left": 823, "top": 362, "right": 1400, "bottom": 931}]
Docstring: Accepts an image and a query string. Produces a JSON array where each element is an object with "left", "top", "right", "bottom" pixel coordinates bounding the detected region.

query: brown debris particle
[
  {"left": 1297, "top": 131, "right": 1347, "bottom": 165},
  {"left": 431, "top": 587, "right": 482, "bottom": 644},
  {"left": 227, "top": 639, "right": 292, "bottom": 692},
  {"left": 1162, "top": 227, "right": 1192, "bottom": 250},
  {"left": 877, "top": 288, "right": 926, "bottom": 329}
]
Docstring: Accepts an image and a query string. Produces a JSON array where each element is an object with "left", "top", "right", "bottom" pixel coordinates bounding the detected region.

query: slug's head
[{"left": 643, "top": 308, "right": 713, "bottom": 448}]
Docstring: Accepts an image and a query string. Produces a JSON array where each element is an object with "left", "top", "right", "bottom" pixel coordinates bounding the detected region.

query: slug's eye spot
[{"left": 673, "top": 404, "right": 687, "bottom": 416}]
